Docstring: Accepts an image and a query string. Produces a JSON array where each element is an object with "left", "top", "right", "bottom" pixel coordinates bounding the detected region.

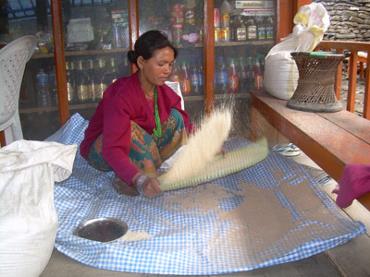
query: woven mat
[{"left": 48, "top": 113, "right": 366, "bottom": 275}]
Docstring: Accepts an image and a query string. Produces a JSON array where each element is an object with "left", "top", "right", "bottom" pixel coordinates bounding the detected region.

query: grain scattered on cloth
[{"left": 49, "top": 113, "right": 366, "bottom": 275}]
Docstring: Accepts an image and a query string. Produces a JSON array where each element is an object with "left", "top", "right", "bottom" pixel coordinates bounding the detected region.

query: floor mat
[{"left": 49, "top": 113, "right": 366, "bottom": 275}]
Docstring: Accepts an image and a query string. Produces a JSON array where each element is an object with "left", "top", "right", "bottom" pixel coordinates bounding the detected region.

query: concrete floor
[{"left": 40, "top": 152, "right": 370, "bottom": 277}]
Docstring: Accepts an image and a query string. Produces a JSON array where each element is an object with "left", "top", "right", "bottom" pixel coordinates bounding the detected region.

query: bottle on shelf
[
  {"left": 184, "top": 0, "right": 196, "bottom": 26},
  {"left": 214, "top": 7, "right": 221, "bottom": 43},
  {"left": 190, "top": 64, "right": 200, "bottom": 94},
  {"left": 65, "top": 61, "right": 75, "bottom": 103},
  {"left": 36, "top": 68, "right": 51, "bottom": 107},
  {"left": 238, "top": 57, "right": 248, "bottom": 92},
  {"left": 257, "top": 16, "right": 267, "bottom": 40},
  {"left": 234, "top": 16, "right": 247, "bottom": 42},
  {"left": 169, "top": 63, "right": 181, "bottom": 83},
  {"left": 253, "top": 58, "right": 263, "bottom": 90},
  {"left": 220, "top": 0, "right": 232, "bottom": 42},
  {"left": 103, "top": 57, "right": 119, "bottom": 85},
  {"left": 48, "top": 65, "right": 57, "bottom": 105},
  {"left": 228, "top": 58, "right": 239, "bottom": 94},
  {"left": 180, "top": 62, "right": 191, "bottom": 95},
  {"left": 229, "top": 15, "right": 236, "bottom": 41},
  {"left": 216, "top": 56, "right": 228, "bottom": 92},
  {"left": 246, "top": 17, "right": 257, "bottom": 40},
  {"left": 197, "top": 64, "right": 204, "bottom": 94},
  {"left": 96, "top": 57, "right": 107, "bottom": 100},
  {"left": 87, "top": 59, "right": 98, "bottom": 102},
  {"left": 265, "top": 16, "right": 274, "bottom": 40},
  {"left": 171, "top": 3, "right": 185, "bottom": 47},
  {"left": 246, "top": 56, "right": 254, "bottom": 90},
  {"left": 76, "top": 59, "right": 91, "bottom": 103}
]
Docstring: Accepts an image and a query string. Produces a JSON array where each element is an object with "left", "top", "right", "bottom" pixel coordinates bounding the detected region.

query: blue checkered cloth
[{"left": 49, "top": 113, "right": 366, "bottom": 275}]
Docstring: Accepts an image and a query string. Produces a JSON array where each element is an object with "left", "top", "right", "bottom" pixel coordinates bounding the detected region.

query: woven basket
[{"left": 287, "top": 52, "right": 344, "bottom": 112}]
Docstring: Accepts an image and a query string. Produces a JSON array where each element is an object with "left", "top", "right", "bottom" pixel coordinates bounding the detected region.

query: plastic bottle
[
  {"left": 220, "top": 0, "right": 232, "bottom": 42},
  {"left": 254, "top": 58, "right": 263, "bottom": 90},
  {"left": 48, "top": 66, "right": 57, "bottom": 105},
  {"left": 170, "top": 63, "right": 181, "bottom": 83},
  {"left": 216, "top": 57, "right": 228, "bottom": 92},
  {"left": 87, "top": 59, "right": 98, "bottom": 101},
  {"left": 228, "top": 58, "right": 239, "bottom": 94},
  {"left": 36, "top": 68, "right": 50, "bottom": 107},
  {"left": 96, "top": 58, "right": 107, "bottom": 100},
  {"left": 65, "top": 61, "right": 75, "bottom": 103},
  {"left": 246, "top": 57, "right": 254, "bottom": 90},
  {"left": 190, "top": 65, "right": 200, "bottom": 94},
  {"left": 238, "top": 57, "right": 248, "bottom": 92},
  {"left": 181, "top": 62, "right": 191, "bottom": 95},
  {"left": 197, "top": 64, "right": 204, "bottom": 94},
  {"left": 76, "top": 60, "right": 90, "bottom": 103}
]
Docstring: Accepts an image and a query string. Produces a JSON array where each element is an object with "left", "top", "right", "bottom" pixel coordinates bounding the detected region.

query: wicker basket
[{"left": 287, "top": 52, "right": 344, "bottom": 112}]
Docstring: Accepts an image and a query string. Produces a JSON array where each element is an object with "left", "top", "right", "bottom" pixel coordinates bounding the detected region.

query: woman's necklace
[{"left": 152, "top": 87, "right": 162, "bottom": 138}]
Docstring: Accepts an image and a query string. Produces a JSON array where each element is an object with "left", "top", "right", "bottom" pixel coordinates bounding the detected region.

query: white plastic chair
[
  {"left": 0, "top": 35, "right": 37, "bottom": 145},
  {"left": 165, "top": 81, "right": 185, "bottom": 110}
]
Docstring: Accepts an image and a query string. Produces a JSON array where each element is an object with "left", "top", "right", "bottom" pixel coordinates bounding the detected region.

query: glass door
[
  {"left": 61, "top": 0, "right": 130, "bottom": 121},
  {"left": 214, "top": 0, "right": 275, "bottom": 96},
  {"left": 213, "top": 0, "right": 276, "bottom": 137},
  {"left": 138, "top": 0, "right": 205, "bottom": 121}
]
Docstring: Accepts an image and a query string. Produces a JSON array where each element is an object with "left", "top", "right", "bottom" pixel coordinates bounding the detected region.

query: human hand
[
  {"left": 142, "top": 177, "right": 161, "bottom": 197},
  {"left": 134, "top": 174, "right": 161, "bottom": 197}
]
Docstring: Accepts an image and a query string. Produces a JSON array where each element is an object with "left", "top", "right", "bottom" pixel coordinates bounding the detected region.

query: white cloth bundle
[
  {"left": 264, "top": 3, "right": 330, "bottom": 100},
  {"left": 0, "top": 140, "right": 77, "bottom": 277}
]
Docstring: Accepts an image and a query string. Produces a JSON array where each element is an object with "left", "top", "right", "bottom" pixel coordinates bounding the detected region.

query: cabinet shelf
[
  {"left": 20, "top": 102, "right": 99, "bottom": 114},
  {"left": 215, "top": 40, "right": 274, "bottom": 47},
  {"left": 32, "top": 48, "right": 130, "bottom": 59},
  {"left": 19, "top": 95, "right": 209, "bottom": 114},
  {"left": 20, "top": 105, "right": 59, "bottom": 114},
  {"left": 184, "top": 95, "right": 204, "bottom": 101},
  {"left": 31, "top": 44, "right": 206, "bottom": 59},
  {"left": 214, "top": 93, "right": 251, "bottom": 99}
]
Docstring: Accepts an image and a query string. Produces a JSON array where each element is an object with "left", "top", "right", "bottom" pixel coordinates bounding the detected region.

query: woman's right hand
[
  {"left": 134, "top": 173, "right": 161, "bottom": 197},
  {"left": 142, "top": 177, "right": 161, "bottom": 197}
]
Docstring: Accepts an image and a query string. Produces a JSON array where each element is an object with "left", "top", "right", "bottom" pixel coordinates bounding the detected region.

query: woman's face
[{"left": 137, "top": 46, "right": 175, "bottom": 87}]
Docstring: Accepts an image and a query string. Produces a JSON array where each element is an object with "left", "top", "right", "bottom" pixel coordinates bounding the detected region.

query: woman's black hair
[{"left": 127, "top": 30, "right": 177, "bottom": 66}]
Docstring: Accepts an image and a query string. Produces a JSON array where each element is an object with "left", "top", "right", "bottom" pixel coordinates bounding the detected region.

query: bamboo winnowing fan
[{"left": 158, "top": 108, "right": 269, "bottom": 191}]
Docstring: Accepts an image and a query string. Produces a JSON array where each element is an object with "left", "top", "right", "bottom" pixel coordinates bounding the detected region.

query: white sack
[
  {"left": 263, "top": 51, "right": 299, "bottom": 100},
  {"left": 0, "top": 140, "right": 77, "bottom": 277},
  {"left": 264, "top": 3, "right": 330, "bottom": 100}
]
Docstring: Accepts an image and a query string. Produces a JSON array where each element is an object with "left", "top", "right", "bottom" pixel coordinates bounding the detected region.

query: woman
[{"left": 80, "top": 30, "right": 193, "bottom": 197}]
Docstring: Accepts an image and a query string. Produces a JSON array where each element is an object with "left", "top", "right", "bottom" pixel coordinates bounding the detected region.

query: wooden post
[
  {"left": 364, "top": 53, "right": 370, "bottom": 119},
  {"left": 335, "top": 49, "right": 344, "bottom": 100},
  {"left": 0, "top": 131, "right": 5, "bottom": 147},
  {"left": 347, "top": 51, "right": 358, "bottom": 112},
  {"left": 276, "top": 0, "right": 294, "bottom": 41},
  {"left": 50, "top": 0, "right": 69, "bottom": 124},
  {"left": 204, "top": 0, "right": 215, "bottom": 114},
  {"left": 128, "top": 0, "right": 139, "bottom": 73}
]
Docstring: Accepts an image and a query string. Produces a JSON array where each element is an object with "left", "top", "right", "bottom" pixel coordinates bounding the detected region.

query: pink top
[
  {"left": 333, "top": 164, "right": 370, "bottom": 208},
  {"left": 80, "top": 73, "right": 192, "bottom": 185}
]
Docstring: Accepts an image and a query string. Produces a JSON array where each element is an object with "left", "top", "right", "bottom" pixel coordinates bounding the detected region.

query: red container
[{"left": 214, "top": 8, "right": 221, "bottom": 28}]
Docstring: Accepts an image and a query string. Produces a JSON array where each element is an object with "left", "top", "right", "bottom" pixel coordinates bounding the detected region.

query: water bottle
[{"left": 36, "top": 68, "right": 50, "bottom": 107}]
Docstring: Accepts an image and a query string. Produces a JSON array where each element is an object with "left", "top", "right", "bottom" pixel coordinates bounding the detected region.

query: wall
[{"left": 315, "top": 0, "right": 370, "bottom": 41}]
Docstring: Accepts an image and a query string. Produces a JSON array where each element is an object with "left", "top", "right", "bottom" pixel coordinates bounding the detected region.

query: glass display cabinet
[
  {"left": 214, "top": 0, "right": 275, "bottom": 97},
  {"left": 138, "top": 0, "right": 205, "bottom": 120},
  {"left": 0, "top": 0, "right": 279, "bottom": 140}
]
